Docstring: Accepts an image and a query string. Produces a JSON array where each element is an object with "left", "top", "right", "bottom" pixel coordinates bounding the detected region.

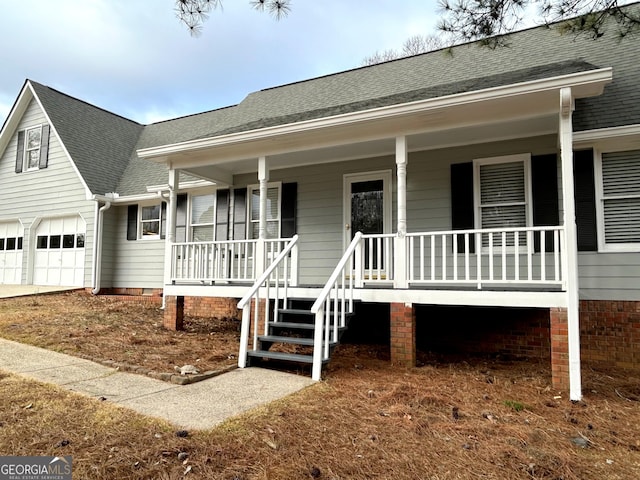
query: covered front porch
[{"left": 140, "top": 66, "right": 613, "bottom": 401}]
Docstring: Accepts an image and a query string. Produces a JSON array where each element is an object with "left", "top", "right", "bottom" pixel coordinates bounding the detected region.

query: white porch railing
[
  {"left": 406, "top": 226, "right": 566, "bottom": 289},
  {"left": 310, "top": 232, "right": 362, "bottom": 380},
  {"left": 237, "top": 235, "right": 299, "bottom": 368},
  {"left": 171, "top": 238, "right": 296, "bottom": 284},
  {"left": 360, "top": 233, "right": 395, "bottom": 283}
]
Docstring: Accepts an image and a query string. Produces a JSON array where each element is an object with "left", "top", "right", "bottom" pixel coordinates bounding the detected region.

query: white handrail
[
  {"left": 237, "top": 235, "right": 299, "bottom": 370},
  {"left": 311, "top": 232, "right": 362, "bottom": 314},
  {"left": 308, "top": 232, "right": 362, "bottom": 381},
  {"left": 238, "top": 235, "right": 299, "bottom": 309}
]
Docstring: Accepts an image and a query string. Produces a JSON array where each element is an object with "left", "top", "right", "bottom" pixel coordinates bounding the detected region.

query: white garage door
[
  {"left": 33, "top": 216, "right": 86, "bottom": 286},
  {"left": 0, "top": 221, "right": 24, "bottom": 284}
]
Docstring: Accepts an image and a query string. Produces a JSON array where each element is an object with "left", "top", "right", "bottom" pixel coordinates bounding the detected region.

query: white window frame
[
  {"left": 24, "top": 124, "right": 43, "bottom": 171},
  {"left": 139, "top": 202, "right": 162, "bottom": 240},
  {"left": 473, "top": 153, "right": 533, "bottom": 248},
  {"left": 247, "top": 182, "right": 282, "bottom": 239},
  {"left": 188, "top": 190, "right": 216, "bottom": 242},
  {"left": 594, "top": 148, "right": 640, "bottom": 252}
]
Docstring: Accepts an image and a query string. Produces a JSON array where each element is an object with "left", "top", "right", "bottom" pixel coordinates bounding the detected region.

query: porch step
[
  {"left": 246, "top": 350, "right": 329, "bottom": 364},
  {"left": 268, "top": 321, "right": 349, "bottom": 333},
  {"left": 269, "top": 321, "right": 315, "bottom": 330},
  {"left": 258, "top": 335, "right": 315, "bottom": 346}
]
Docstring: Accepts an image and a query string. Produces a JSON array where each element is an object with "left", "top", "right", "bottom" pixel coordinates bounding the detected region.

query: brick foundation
[
  {"left": 390, "top": 302, "right": 416, "bottom": 367},
  {"left": 249, "top": 298, "right": 268, "bottom": 339},
  {"left": 163, "top": 295, "right": 184, "bottom": 331},
  {"left": 550, "top": 307, "right": 569, "bottom": 391},
  {"left": 415, "top": 306, "right": 551, "bottom": 360},
  {"left": 580, "top": 300, "right": 640, "bottom": 370},
  {"left": 184, "top": 296, "right": 240, "bottom": 319},
  {"left": 93, "top": 287, "right": 163, "bottom": 297}
]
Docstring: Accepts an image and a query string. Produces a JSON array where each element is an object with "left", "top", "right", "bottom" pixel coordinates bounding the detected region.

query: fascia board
[
  {"left": 0, "top": 82, "right": 32, "bottom": 157},
  {"left": 99, "top": 193, "right": 163, "bottom": 204},
  {"left": 25, "top": 82, "right": 95, "bottom": 200},
  {"left": 138, "top": 68, "right": 613, "bottom": 160},
  {"left": 573, "top": 123, "right": 640, "bottom": 151}
]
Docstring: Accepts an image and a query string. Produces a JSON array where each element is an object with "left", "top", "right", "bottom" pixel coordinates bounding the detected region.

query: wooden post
[
  {"left": 395, "top": 136, "right": 408, "bottom": 288},
  {"left": 559, "top": 87, "right": 582, "bottom": 401}
]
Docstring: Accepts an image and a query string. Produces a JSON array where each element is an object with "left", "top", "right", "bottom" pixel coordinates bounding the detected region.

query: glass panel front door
[{"left": 349, "top": 178, "right": 386, "bottom": 270}]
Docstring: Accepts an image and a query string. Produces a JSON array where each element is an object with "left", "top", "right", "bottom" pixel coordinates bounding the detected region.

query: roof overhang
[{"left": 137, "top": 68, "right": 612, "bottom": 177}]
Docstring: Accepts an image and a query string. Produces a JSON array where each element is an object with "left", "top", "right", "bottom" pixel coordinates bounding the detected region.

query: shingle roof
[
  {"left": 133, "top": 4, "right": 639, "bottom": 149},
  {"left": 29, "top": 81, "right": 144, "bottom": 195},
  {"left": 28, "top": 3, "right": 640, "bottom": 196}
]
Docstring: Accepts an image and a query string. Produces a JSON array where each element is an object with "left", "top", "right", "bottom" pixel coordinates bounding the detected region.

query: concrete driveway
[{"left": 0, "top": 285, "right": 80, "bottom": 298}]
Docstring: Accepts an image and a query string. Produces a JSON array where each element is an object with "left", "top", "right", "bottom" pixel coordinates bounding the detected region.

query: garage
[
  {"left": 0, "top": 221, "right": 24, "bottom": 284},
  {"left": 33, "top": 216, "right": 86, "bottom": 286}
]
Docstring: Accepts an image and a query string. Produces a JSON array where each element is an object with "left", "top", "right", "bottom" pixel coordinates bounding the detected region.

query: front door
[{"left": 343, "top": 171, "right": 392, "bottom": 268}]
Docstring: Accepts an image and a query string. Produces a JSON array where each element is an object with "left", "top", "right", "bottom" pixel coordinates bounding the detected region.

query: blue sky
[{"left": 0, "top": 0, "right": 444, "bottom": 126}]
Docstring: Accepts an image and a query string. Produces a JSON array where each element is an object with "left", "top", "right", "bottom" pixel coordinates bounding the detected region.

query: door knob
[{"left": 345, "top": 224, "right": 350, "bottom": 230}]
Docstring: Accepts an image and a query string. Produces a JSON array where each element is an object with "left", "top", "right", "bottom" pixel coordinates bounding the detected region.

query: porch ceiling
[{"left": 140, "top": 68, "right": 611, "bottom": 184}]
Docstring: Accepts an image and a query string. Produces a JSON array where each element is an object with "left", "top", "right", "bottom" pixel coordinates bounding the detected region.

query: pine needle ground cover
[{"left": 0, "top": 292, "right": 639, "bottom": 479}]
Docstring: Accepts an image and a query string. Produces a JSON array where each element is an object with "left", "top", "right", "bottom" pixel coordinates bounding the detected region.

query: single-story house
[{"left": 1, "top": 5, "right": 639, "bottom": 400}]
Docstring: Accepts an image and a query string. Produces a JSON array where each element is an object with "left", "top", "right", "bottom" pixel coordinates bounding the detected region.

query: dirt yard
[
  {"left": 0, "top": 291, "right": 239, "bottom": 375},
  {"left": 0, "top": 291, "right": 639, "bottom": 479}
]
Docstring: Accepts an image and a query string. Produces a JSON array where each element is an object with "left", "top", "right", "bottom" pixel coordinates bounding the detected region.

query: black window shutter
[
  {"left": 281, "top": 182, "right": 297, "bottom": 238},
  {"left": 175, "top": 194, "right": 188, "bottom": 243},
  {"left": 39, "top": 124, "right": 50, "bottom": 169},
  {"left": 15, "top": 130, "right": 25, "bottom": 173},
  {"left": 160, "top": 202, "right": 167, "bottom": 239},
  {"left": 573, "top": 149, "right": 598, "bottom": 251},
  {"left": 215, "top": 189, "right": 230, "bottom": 240},
  {"left": 233, "top": 188, "right": 247, "bottom": 240},
  {"left": 127, "top": 205, "right": 138, "bottom": 241},
  {"left": 531, "top": 154, "right": 560, "bottom": 252},
  {"left": 450, "top": 162, "right": 475, "bottom": 253}
]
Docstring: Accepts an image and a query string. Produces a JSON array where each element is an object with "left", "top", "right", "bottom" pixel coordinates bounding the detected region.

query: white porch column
[
  {"left": 559, "top": 87, "right": 582, "bottom": 401},
  {"left": 394, "top": 136, "right": 408, "bottom": 288},
  {"left": 163, "top": 168, "right": 179, "bottom": 287},
  {"left": 255, "top": 156, "right": 269, "bottom": 275}
]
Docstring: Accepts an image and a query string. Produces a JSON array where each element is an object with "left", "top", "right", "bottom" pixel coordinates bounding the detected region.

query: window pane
[
  {"left": 192, "top": 226, "right": 214, "bottom": 242},
  {"left": 266, "top": 187, "right": 279, "bottom": 220},
  {"left": 191, "top": 194, "right": 215, "bottom": 225},
  {"left": 49, "top": 235, "right": 61, "bottom": 248},
  {"left": 76, "top": 234, "right": 85, "bottom": 248},
  {"left": 142, "top": 221, "right": 159, "bottom": 236},
  {"left": 6, "top": 238, "right": 16, "bottom": 250},
  {"left": 37, "top": 236, "right": 48, "bottom": 249},
  {"left": 17, "top": 237, "right": 22, "bottom": 250},
  {"left": 251, "top": 187, "right": 279, "bottom": 221},
  {"left": 142, "top": 205, "right": 160, "bottom": 221},
  {"left": 480, "top": 162, "right": 525, "bottom": 204},
  {"left": 251, "top": 222, "right": 259, "bottom": 240},
  {"left": 28, "top": 150, "right": 40, "bottom": 169},
  {"left": 604, "top": 198, "right": 640, "bottom": 243},
  {"left": 481, "top": 205, "right": 526, "bottom": 247},
  {"left": 27, "top": 128, "right": 41, "bottom": 149},
  {"left": 266, "top": 220, "right": 278, "bottom": 238},
  {"left": 251, "top": 190, "right": 260, "bottom": 221},
  {"left": 63, "top": 234, "right": 75, "bottom": 248},
  {"left": 602, "top": 150, "right": 640, "bottom": 197},
  {"left": 0, "top": 238, "right": 5, "bottom": 250}
]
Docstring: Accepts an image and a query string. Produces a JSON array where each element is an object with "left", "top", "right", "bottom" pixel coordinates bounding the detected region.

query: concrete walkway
[
  {"left": 0, "top": 338, "right": 314, "bottom": 430},
  {"left": 0, "top": 285, "right": 79, "bottom": 298}
]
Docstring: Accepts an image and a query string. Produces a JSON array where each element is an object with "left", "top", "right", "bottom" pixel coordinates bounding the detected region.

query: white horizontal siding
[
  {"left": 578, "top": 252, "right": 640, "bottom": 300},
  {"left": 108, "top": 206, "right": 165, "bottom": 288},
  {"left": 0, "top": 99, "right": 95, "bottom": 286}
]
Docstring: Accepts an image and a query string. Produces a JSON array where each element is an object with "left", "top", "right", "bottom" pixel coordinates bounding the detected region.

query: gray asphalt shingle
[{"left": 27, "top": 4, "right": 640, "bottom": 196}]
